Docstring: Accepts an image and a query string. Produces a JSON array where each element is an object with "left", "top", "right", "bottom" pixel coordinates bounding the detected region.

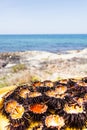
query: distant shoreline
[
  {"left": 0, "top": 48, "right": 86, "bottom": 55},
  {"left": 0, "top": 34, "right": 87, "bottom": 52}
]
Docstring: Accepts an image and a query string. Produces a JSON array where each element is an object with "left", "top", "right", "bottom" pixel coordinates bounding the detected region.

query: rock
[
  {"left": 0, "top": 48, "right": 87, "bottom": 85},
  {"left": 0, "top": 59, "right": 8, "bottom": 68}
]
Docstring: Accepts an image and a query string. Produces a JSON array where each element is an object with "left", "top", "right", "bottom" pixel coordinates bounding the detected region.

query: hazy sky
[{"left": 0, "top": 0, "right": 87, "bottom": 34}]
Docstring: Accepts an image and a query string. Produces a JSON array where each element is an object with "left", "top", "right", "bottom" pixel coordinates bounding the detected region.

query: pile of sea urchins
[{"left": 1, "top": 77, "right": 87, "bottom": 130}]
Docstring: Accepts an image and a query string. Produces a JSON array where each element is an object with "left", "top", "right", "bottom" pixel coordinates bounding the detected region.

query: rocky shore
[{"left": 0, "top": 48, "right": 87, "bottom": 87}]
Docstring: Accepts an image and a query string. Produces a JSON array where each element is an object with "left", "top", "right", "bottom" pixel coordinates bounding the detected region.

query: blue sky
[{"left": 0, "top": 0, "right": 87, "bottom": 34}]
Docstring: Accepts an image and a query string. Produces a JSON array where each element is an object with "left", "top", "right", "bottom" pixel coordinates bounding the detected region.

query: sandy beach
[{"left": 0, "top": 48, "right": 87, "bottom": 88}]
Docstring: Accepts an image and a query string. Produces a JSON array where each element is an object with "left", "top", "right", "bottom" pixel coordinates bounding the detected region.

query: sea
[{"left": 0, "top": 34, "right": 87, "bottom": 53}]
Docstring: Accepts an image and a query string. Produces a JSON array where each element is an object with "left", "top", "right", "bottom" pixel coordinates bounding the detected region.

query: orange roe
[{"left": 29, "top": 104, "right": 47, "bottom": 114}]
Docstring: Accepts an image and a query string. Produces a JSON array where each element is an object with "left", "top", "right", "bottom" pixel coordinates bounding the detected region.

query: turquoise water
[{"left": 0, "top": 34, "right": 87, "bottom": 53}]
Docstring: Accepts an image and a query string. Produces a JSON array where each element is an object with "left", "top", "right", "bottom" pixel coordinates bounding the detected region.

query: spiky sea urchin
[
  {"left": 28, "top": 103, "right": 48, "bottom": 121},
  {"left": 44, "top": 86, "right": 67, "bottom": 110},
  {"left": 3, "top": 100, "right": 29, "bottom": 130},
  {"left": 63, "top": 102, "right": 87, "bottom": 129},
  {"left": 27, "top": 91, "right": 43, "bottom": 104},
  {"left": 43, "top": 114, "right": 65, "bottom": 130},
  {"left": 32, "top": 80, "right": 55, "bottom": 93}
]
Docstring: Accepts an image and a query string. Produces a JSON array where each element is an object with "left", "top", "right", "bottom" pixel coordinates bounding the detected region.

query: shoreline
[
  {"left": 0, "top": 48, "right": 87, "bottom": 87},
  {"left": 0, "top": 47, "right": 85, "bottom": 54}
]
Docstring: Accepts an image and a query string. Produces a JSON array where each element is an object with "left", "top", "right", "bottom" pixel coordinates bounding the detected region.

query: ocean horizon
[{"left": 0, "top": 34, "right": 87, "bottom": 53}]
